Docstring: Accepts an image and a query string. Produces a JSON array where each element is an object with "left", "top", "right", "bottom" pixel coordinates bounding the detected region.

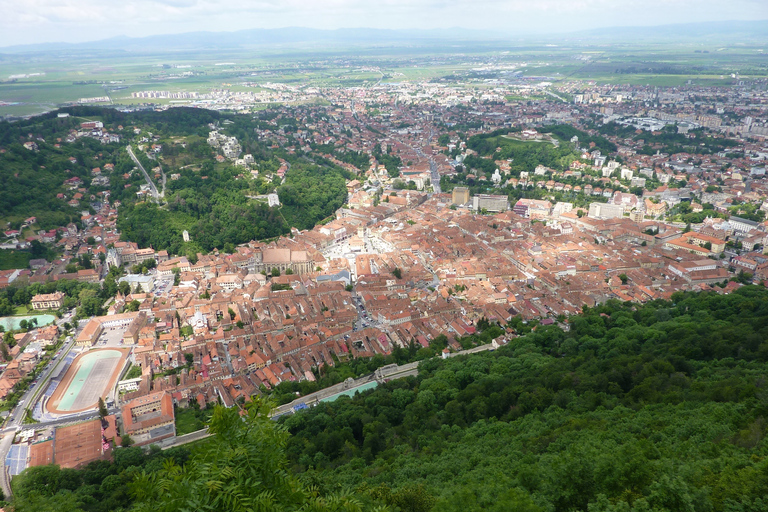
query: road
[
  {"left": 543, "top": 90, "right": 568, "bottom": 103},
  {"left": 147, "top": 152, "right": 167, "bottom": 197},
  {"left": 126, "top": 145, "right": 161, "bottom": 201},
  {"left": 397, "top": 126, "right": 440, "bottom": 194},
  {"left": 271, "top": 343, "right": 496, "bottom": 418}
]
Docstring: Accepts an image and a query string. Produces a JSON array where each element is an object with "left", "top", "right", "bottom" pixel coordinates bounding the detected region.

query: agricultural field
[{"left": 3, "top": 40, "right": 766, "bottom": 118}]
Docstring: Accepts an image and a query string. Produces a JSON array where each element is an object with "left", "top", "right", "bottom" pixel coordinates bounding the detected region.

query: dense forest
[
  {"left": 116, "top": 159, "right": 349, "bottom": 254},
  {"left": 8, "top": 287, "right": 768, "bottom": 511},
  {"left": 280, "top": 287, "right": 768, "bottom": 511}
]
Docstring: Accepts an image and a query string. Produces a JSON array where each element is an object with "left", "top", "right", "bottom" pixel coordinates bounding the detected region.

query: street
[{"left": 126, "top": 145, "right": 161, "bottom": 201}]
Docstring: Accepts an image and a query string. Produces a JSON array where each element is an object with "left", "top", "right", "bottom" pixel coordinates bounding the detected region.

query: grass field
[{"left": 0, "top": 250, "right": 32, "bottom": 271}]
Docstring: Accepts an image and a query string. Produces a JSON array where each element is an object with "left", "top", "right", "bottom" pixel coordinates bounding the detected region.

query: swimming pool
[
  {"left": 0, "top": 314, "right": 56, "bottom": 330},
  {"left": 319, "top": 381, "right": 378, "bottom": 403}
]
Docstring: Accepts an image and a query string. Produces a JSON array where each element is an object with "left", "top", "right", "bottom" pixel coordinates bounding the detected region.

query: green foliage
[
  {"left": 123, "top": 364, "right": 142, "bottom": 380},
  {"left": 280, "top": 287, "right": 768, "bottom": 511},
  {"left": 464, "top": 132, "right": 582, "bottom": 179},
  {"left": 11, "top": 445, "right": 193, "bottom": 512},
  {"left": 174, "top": 404, "right": 213, "bottom": 435},
  {"left": 278, "top": 163, "right": 349, "bottom": 230},
  {"left": 372, "top": 144, "right": 403, "bottom": 178},
  {"left": 540, "top": 124, "right": 617, "bottom": 154},
  {"left": 131, "top": 399, "right": 386, "bottom": 512},
  {"left": 124, "top": 300, "right": 140, "bottom": 312},
  {"left": 98, "top": 397, "right": 108, "bottom": 418},
  {"left": 0, "top": 277, "right": 104, "bottom": 318}
]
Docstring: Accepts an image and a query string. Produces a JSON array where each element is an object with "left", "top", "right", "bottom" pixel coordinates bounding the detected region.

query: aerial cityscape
[{"left": 0, "top": 2, "right": 767, "bottom": 511}]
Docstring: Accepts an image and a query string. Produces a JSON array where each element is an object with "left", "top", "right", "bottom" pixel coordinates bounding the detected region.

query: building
[
  {"left": 121, "top": 391, "right": 176, "bottom": 446},
  {"left": 255, "top": 248, "right": 313, "bottom": 275},
  {"left": 76, "top": 318, "right": 103, "bottom": 346},
  {"left": 31, "top": 292, "right": 65, "bottom": 310},
  {"left": 123, "top": 312, "right": 148, "bottom": 344},
  {"left": 588, "top": 202, "right": 624, "bottom": 220},
  {"left": 472, "top": 194, "right": 509, "bottom": 213},
  {"left": 75, "top": 312, "right": 142, "bottom": 346},
  {"left": 729, "top": 216, "right": 760, "bottom": 234},
  {"left": 106, "top": 248, "right": 121, "bottom": 268},
  {"left": 117, "top": 377, "right": 142, "bottom": 393},
  {"left": 664, "top": 238, "right": 712, "bottom": 256},
  {"left": 513, "top": 199, "right": 552, "bottom": 219},
  {"left": 77, "top": 269, "right": 100, "bottom": 283},
  {"left": 680, "top": 232, "right": 726, "bottom": 253},
  {"left": 118, "top": 274, "right": 155, "bottom": 293},
  {"left": 452, "top": 187, "right": 470, "bottom": 205}
]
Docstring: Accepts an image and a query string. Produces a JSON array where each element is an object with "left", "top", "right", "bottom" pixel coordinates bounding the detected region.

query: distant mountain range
[{"left": 1, "top": 20, "right": 766, "bottom": 54}]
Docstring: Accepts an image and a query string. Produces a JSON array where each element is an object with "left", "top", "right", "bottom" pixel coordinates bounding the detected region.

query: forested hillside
[
  {"left": 281, "top": 287, "right": 768, "bottom": 512},
  {"left": 1, "top": 106, "right": 352, "bottom": 257}
]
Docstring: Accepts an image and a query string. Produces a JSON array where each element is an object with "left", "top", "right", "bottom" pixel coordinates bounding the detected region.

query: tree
[
  {"left": 271, "top": 267, "right": 281, "bottom": 277},
  {"left": 98, "top": 397, "right": 108, "bottom": 418},
  {"left": 121, "top": 434, "right": 134, "bottom": 447},
  {"left": 130, "top": 399, "right": 381, "bottom": 512},
  {"left": 619, "top": 274, "right": 628, "bottom": 285},
  {"left": 125, "top": 300, "right": 141, "bottom": 312},
  {"left": 392, "top": 267, "right": 402, "bottom": 279},
  {"left": 118, "top": 281, "right": 131, "bottom": 297}
]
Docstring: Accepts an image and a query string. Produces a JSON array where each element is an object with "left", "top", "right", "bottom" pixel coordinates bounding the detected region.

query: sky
[{"left": 0, "top": 0, "right": 766, "bottom": 48}]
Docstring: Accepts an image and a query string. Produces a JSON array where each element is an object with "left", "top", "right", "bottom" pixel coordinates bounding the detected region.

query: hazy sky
[{"left": 0, "top": 0, "right": 766, "bottom": 47}]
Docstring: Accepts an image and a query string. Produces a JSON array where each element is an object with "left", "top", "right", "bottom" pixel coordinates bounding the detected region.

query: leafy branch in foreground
[{"left": 130, "top": 398, "right": 387, "bottom": 512}]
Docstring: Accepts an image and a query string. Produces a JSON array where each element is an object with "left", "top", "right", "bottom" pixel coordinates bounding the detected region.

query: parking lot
[
  {"left": 154, "top": 277, "right": 173, "bottom": 296},
  {"left": 96, "top": 325, "right": 127, "bottom": 347}
]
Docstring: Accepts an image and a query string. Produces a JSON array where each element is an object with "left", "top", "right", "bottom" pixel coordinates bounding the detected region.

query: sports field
[{"left": 47, "top": 348, "right": 129, "bottom": 414}]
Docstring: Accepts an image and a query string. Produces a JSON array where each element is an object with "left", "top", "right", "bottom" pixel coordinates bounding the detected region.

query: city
[{"left": 0, "top": 11, "right": 767, "bottom": 512}]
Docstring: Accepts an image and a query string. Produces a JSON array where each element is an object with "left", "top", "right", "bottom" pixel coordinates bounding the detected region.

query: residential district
[{"left": 1, "top": 76, "right": 768, "bottom": 488}]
